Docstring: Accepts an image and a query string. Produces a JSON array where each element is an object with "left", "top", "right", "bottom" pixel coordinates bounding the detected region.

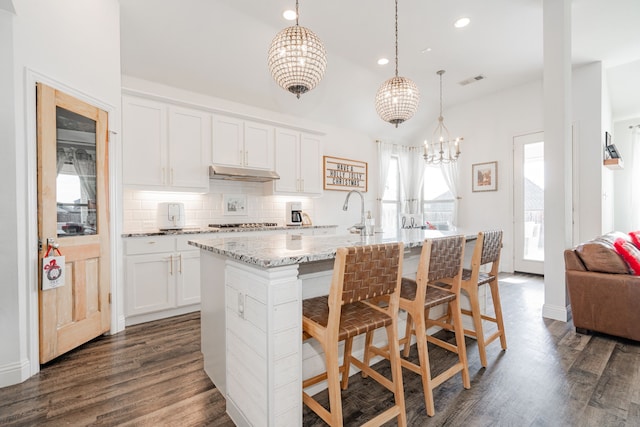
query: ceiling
[{"left": 120, "top": 0, "right": 640, "bottom": 143}]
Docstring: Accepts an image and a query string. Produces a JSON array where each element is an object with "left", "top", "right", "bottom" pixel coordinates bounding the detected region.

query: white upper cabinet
[
  {"left": 244, "top": 121, "right": 274, "bottom": 170},
  {"left": 211, "top": 115, "right": 243, "bottom": 167},
  {"left": 122, "top": 96, "right": 167, "bottom": 188},
  {"left": 212, "top": 115, "right": 274, "bottom": 170},
  {"left": 122, "top": 95, "right": 209, "bottom": 192},
  {"left": 299, "top": 134, "right": 323, "bottom": 194},
  {"left": 168, "top": 106, "right": 210, "bottom": 190},
  {"left": 273, "top": 128, "right": 323, "bottom": 196}
]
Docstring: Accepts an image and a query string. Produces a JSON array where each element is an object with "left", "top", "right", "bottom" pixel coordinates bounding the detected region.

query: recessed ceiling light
[
  {"left": 454, "top": 17, "right": 470, "bottom": 28},
  {"left": 377, "top": 58, "right": 389, "bottom": 65},
  {"left": 283, "top": 9, "right": 297, "bottom": 20}
]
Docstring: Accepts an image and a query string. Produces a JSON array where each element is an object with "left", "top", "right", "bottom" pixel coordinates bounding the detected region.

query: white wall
[
  {"left": 0, "top": 0, "right": 121, "bottom": 387},
  {"left": 429, "top": 63, "right": 610, "bottom": 274},
  {"left": 0, "top": 6, "right": 24, "bottom": 387},
  {"left": 572, "top": 62, "right": 608, "bottom": 243},
  {"left": 613, "top": 117, "right": 640, "bottom": 232},
  {"left": 441, "top": 80, "right": 544, "bottom": 273}
]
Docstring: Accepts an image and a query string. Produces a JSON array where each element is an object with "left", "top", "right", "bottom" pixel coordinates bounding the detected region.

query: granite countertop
[
  {"left": 189, "top": 229, "right": 476, "bottom": 268},
  {"left": 122, "top": 224, "right": 338, "bottom": 238}
]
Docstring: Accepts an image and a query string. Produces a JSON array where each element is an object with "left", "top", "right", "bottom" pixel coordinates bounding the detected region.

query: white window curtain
[
  {"left": 632, "top": 126, "right": 640, "bottom": 230},
  {"left": 376, "top": 141, "right": 394, "bottom": 230},
  {"left": 440, "top": 161, "right": 461, "bottom": 228},
  {"left": 398, "top": 146, "right": 425, "bottom": 214}
]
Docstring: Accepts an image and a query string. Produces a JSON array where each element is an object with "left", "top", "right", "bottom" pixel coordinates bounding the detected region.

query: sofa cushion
[
  {"left": 614, "top": 238, "right": 640, "bottom": 275},
  {"left": 630, "top": 231, "right": 640, "bottom": 249},
  {"left": 575, "top": 232, "right": 630, "bottom": 274}
]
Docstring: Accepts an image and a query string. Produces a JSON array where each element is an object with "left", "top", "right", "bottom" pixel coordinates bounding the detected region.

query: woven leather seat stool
[
  {"left": 366, "top": 235, "right": 469, "bottom": 417},
  {"left": 302, "top": 243, "right": 407, "bottom": 427},
  {"left": 460, "top": 230, "right": 506, "bottom": 367}
]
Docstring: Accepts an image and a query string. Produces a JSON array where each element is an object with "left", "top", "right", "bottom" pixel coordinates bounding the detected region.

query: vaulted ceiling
[{"left": 120, "top": 0, "right": 640, "bottom": 143}]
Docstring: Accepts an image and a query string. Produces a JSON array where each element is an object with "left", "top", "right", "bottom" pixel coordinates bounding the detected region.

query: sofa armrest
[{"left": 564, "top": 249, "right": 586, "bottom": 271}]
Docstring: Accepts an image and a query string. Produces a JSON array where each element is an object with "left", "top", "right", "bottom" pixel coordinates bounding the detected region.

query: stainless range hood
[{"left": 209, "top": 165, "right": 280, "bottom": 182}]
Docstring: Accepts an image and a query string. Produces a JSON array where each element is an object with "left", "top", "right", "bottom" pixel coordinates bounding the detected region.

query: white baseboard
[
  {"left": 124, "top": 304, "right": 200, "bottom": 327},
  {"left": 542, "top": 303, "right": 569, "bottom": 322},
  {"left": 0, "top": 358, "right": 31, "bottom": 388}
]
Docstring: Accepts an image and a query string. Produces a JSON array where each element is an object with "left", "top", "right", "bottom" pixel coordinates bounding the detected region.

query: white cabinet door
[
  {"left": 244, "top": 121, "right": 274, "bottom": 170},
  {"left": 274, "top": 128, "right": 300, "bottom": 193},
  {"left": 176, "top": 250, "right": 201, "bottom": 306},
  {"left": 274, "top": 128, "right": 323, "bottom": 195},
  {"left": 125, "top": 253, "right": 175, "bottom": 316},
  {"left": 122, "top": 96, "right": 167, "bottom": 187},
  {"left": 299, "top": 134, "right": 323, "bottom": 195},
  {"left": 168, "top": 107, "right": 210, "bottom": 191},
  {"left": 212, "top": 115, "right": 243, "bottom": 167}
]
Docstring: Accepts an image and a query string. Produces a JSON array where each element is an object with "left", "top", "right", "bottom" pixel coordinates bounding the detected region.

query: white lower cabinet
[{"left": 124, "top": 235, "right": 205, "bottom": 325}]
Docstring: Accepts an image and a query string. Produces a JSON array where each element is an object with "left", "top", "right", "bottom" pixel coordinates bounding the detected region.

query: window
[
  {"left": 422, "top": 166, "right": 454, "bottom": 229},
  {"left": 381, "top": 157, "right": 400, "bottom": 231}
]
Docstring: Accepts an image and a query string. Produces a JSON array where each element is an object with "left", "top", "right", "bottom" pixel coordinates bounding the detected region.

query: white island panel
[{"left": 193, "top": 230, "right": 481, "bottom": 426}]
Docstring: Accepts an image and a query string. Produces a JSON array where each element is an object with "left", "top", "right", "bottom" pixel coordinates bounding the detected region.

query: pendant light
[
  {"left": 375, "top": 0, "right": 419, "bottom": 127},
  {"left": 267, "top": 0, "right": 327, "bottom": 99},
  {"left": 423, "top": 70, "right": 462, "bottom": 164}
]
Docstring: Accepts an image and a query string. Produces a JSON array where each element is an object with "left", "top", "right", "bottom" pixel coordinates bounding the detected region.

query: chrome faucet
[{"left": 343, "top": 190, "right": 366, "bottom": 235}]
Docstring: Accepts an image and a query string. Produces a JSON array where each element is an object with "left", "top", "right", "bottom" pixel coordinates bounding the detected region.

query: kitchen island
[{"left": 189, "top": 229, "right": 475, "bottom": 427}]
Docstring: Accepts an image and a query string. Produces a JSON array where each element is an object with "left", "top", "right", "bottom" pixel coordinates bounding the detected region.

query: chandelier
[
  {"left": 267, "top": 0, "right": 327, "bottom": 99},
  {"left": 423, "top": 70, "right": 462, "bottom": 164},
  {"left": 375, "top": 0, "right": 419, "bottom": 127}
]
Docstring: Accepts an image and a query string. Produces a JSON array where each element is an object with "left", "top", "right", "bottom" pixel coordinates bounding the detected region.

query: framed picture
[
  {"left": 323, "top": 156, "right": 368, "bottom": 192},
  {"left": 223, "top": 194, "right": 247, "bottom": 216},
  {"left": 472, "top": 161, "right": 498, "bottom": 192}
]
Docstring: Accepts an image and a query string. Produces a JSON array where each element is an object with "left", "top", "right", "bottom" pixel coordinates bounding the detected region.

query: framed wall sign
[
  {"left": 223, "top": 194, "right": 247, "bottom": 216},
  {"left": 323, "top": 156, "right": 368, "bottom": 192},
  {"left": 472, "top": 161, "right": 498, "bottom": 192}
]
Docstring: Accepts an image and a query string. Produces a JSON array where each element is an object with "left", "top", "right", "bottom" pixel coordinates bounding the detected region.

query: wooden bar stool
[
  {"left": 367, "top": 235, "right": 469, "bottom": 417},
  {"left": 302, "top": 243, "right": 407, "bottom": 427},
  {"left": 406, "top": 235, "right": 470, "bottom": 416},
  {"left": 460, "top": 230, "right": 507, "bottom": 367}
]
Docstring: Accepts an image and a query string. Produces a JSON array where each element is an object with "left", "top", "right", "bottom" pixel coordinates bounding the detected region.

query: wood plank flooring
[{"left": 1, "top": 273, "right": 639, "bottom": 426}]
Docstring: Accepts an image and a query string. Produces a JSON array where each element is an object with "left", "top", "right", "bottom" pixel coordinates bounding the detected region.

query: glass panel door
[
  {"left": 56, "top": 107, "right": 97, "bottom": 237},
  {"left": 514, "top": 132, "right": 544, "bottom": 274}
]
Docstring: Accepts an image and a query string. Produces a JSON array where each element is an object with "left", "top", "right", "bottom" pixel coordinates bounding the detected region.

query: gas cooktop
[{"left": 208, "top": 222, "right": 279, "bottom": 229}]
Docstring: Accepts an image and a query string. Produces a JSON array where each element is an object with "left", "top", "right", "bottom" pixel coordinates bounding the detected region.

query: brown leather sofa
[{"left": 565, "top": 232, "right": 640, "bottom": 341}]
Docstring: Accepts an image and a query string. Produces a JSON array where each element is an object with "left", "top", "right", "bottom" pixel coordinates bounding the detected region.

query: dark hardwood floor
[{"left": 1, "top": 273, "right": 639, "bottom": 426}]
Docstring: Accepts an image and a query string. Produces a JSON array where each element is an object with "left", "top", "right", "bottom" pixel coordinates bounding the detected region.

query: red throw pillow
[
  {"left": 614, "top": 237, "right": 640, "bottom": 275},
  {"left": 629, "top": 231, "right": 640, "bottom": 249}
]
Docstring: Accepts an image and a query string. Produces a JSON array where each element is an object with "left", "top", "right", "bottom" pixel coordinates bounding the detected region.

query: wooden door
[{"left": 37, "top": 83, "right": 111, "bottom": 364}]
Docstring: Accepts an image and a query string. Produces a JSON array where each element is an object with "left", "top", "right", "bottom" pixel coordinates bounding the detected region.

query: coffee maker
[{"left": 286, "top": 201, "right": 303, "bottom": 226}]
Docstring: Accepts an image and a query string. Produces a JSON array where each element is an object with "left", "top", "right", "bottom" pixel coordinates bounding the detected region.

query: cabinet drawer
[{"left": 125, "top": 237, "right": 175, "bottom": 255}]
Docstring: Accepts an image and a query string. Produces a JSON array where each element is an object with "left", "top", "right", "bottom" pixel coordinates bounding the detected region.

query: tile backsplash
[{"left": 123, "top": 181, "right": 315, "bottom": 232}]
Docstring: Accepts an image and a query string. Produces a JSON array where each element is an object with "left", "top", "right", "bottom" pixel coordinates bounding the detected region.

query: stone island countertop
[
  {"left": 122, "top": 224, "right": 338, "bottom": 238},
  {"left": 189, "top": 229, "right": 474, "bottom": 268}
]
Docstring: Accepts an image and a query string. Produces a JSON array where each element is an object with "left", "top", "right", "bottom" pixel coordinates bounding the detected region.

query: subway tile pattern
[{"left": 123, "top": 183, "right": 316, "bottom": 233}]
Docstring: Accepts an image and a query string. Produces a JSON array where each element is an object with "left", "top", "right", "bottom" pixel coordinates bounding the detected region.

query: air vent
[{"left": 458, "top": 74, "right": 486, "bottom": 86}]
